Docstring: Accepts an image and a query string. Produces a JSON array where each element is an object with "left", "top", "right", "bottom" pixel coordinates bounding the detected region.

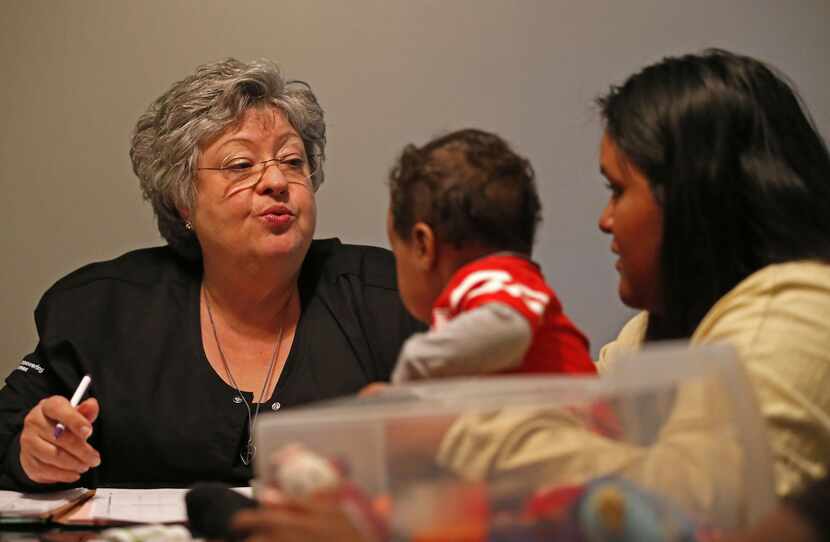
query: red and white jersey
[{"left": 431, "top": 254, "right": 595, "bottom": 375}]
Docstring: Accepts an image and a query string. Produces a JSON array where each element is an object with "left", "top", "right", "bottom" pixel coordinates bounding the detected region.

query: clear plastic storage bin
[{"left": 255, "top": 344, "right": 775, "bottom": 540}]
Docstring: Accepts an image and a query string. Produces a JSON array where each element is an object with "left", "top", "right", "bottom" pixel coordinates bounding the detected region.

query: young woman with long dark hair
[{"left": 595, "top": 49, "right": 830, "bottom": 499}]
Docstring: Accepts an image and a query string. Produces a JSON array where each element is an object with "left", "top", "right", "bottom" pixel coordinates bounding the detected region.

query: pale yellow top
[
  {"left": 437, "top": 261, "right": 830, "bottom": 526},
  {"left": 598, "top": 260, "right": 830, "bottom": 497}
]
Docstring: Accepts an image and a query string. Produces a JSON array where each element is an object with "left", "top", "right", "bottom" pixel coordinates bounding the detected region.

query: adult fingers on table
[
  {"left": 233, "top": 505, "right": 367, "bottom": 542},
  {"left": 358, "top": 382, "right": 389, "bottom": 397},
  {"left": 233, "top": 508, "right": 316, "bottom": 537}
]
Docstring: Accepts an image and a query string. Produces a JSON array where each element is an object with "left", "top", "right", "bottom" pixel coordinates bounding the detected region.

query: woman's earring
[{"left": 185, "top": 221, "right": 193, "bottom": 231}]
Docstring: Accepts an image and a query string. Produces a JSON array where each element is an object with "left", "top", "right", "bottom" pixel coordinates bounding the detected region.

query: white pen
[{"left": 53, "top": 375, "right": 92, "bottom": 438}]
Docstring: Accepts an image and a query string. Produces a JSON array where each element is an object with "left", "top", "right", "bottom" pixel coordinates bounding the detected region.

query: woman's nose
[
  {"left": 256, "top": 161, "right": 289, "bottom": 195},
  {"left": 598, "top": 201, "right": 613, "bottom": 234}
]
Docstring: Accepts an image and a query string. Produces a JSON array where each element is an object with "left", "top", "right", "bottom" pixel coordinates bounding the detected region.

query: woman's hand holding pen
[{"left": 19, "top": 395, "right": 101, "bottom": 484}]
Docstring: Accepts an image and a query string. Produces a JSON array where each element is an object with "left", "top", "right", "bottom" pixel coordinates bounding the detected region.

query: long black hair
[{"left": 598, "top": 49, "right": 830, "bottom": 340}]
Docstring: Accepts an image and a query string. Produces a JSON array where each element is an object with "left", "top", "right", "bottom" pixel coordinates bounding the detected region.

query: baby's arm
[{"left": 391, "top": 302, "right": 531, "bottom": 383}]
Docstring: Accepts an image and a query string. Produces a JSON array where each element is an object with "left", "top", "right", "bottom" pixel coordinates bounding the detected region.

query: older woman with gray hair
[{"left": 0, "top": 58, "right": 421, "bottom": 490}]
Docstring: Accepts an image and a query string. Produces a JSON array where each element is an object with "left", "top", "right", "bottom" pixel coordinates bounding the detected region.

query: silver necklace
[{"left": 203, "top": 286, "right": 290, "bottom": 466}]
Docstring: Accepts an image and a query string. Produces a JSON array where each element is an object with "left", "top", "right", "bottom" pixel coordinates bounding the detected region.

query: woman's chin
[
  {"left": 618, "top": 283, "right": 660, "bottom": 313},
  {"left": 617, "top": 283, "right": 642, "bottom": 311},
  {"left": 258, "top": 233, "right": 313, "bottom": 260}
]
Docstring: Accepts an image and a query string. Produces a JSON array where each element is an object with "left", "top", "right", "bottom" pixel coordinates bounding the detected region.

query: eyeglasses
[{"left": 197, "top": 155, "right": 318, "bottom": 186}]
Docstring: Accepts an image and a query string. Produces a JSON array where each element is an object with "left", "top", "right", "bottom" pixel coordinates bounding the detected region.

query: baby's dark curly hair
[{"left": 388, "top": 129, "right": 542, "bottom": 255}]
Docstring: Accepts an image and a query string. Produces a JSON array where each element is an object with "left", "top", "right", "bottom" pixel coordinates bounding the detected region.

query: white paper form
[
  {"left": 72, "top": 487, "right": 254, "bottom": 524},
  {"left": 0, "top": 488, "right": 90, "bottom": 517},
  {"left": 87, "top": 488, "right": 188, "bottom": 524}
]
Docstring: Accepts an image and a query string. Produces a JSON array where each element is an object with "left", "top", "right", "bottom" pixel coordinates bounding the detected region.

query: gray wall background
[{"left": 1, "top": 1, "right": 828, "bottom": 377}]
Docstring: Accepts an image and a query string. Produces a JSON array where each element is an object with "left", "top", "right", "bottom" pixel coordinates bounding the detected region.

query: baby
[{"left": 386, "top": 128, "right": 595, "bottom": 382}]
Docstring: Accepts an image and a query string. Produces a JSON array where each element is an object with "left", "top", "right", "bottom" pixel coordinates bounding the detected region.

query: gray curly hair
[{"left": 130, "top": 58, "right": 326, "bottom": 260}]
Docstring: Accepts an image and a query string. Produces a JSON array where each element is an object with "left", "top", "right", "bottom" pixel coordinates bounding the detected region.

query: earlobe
[
  {"left": 412, "top": 223, "right": 436, "bottom": 271},
  {"left": 178, "top": 207, "right": 194, "bottom": 232}
]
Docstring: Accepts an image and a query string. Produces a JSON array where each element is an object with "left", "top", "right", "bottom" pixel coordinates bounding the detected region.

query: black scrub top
[{"left": 0, "top": 239, "right": 423, "bottom": 491}]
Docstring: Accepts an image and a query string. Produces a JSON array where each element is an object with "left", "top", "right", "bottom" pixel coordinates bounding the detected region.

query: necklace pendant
[{"left": 241, "top": 443, "right": 256, "bottom": 466}]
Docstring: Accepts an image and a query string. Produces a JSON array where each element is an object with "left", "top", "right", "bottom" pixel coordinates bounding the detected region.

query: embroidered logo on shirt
[{"left": 15, "top": 359, "right": 45, "bottom": 374}]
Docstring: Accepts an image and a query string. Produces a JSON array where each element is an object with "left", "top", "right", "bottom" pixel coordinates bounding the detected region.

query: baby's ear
[{"left": 412, "top": 222, "right": 437, "bottom": 271}]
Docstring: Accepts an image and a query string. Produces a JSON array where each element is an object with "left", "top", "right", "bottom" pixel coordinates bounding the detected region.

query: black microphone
[{"left": 186, "top": 483, "right": 258, "bottom": 540}]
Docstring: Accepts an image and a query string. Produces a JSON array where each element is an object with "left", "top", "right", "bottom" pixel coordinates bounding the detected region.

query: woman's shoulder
[
  {"left": 304, "top": 238, "right": 397, "bottom": 290},
  {"left": 42, "top": 245, "right": 196, "bottom": 301},
  {"left": 695, "top": 260, "right": 830, "bottom": 340},
  {"left": 694, "top": 260, "right": 830, "bottom": 340},
  {"left": 695, "top": 265, "right": 830, "bottom": 498},
  {"left": 725, "top": 260, "right": 830, "bottom": 297}
]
